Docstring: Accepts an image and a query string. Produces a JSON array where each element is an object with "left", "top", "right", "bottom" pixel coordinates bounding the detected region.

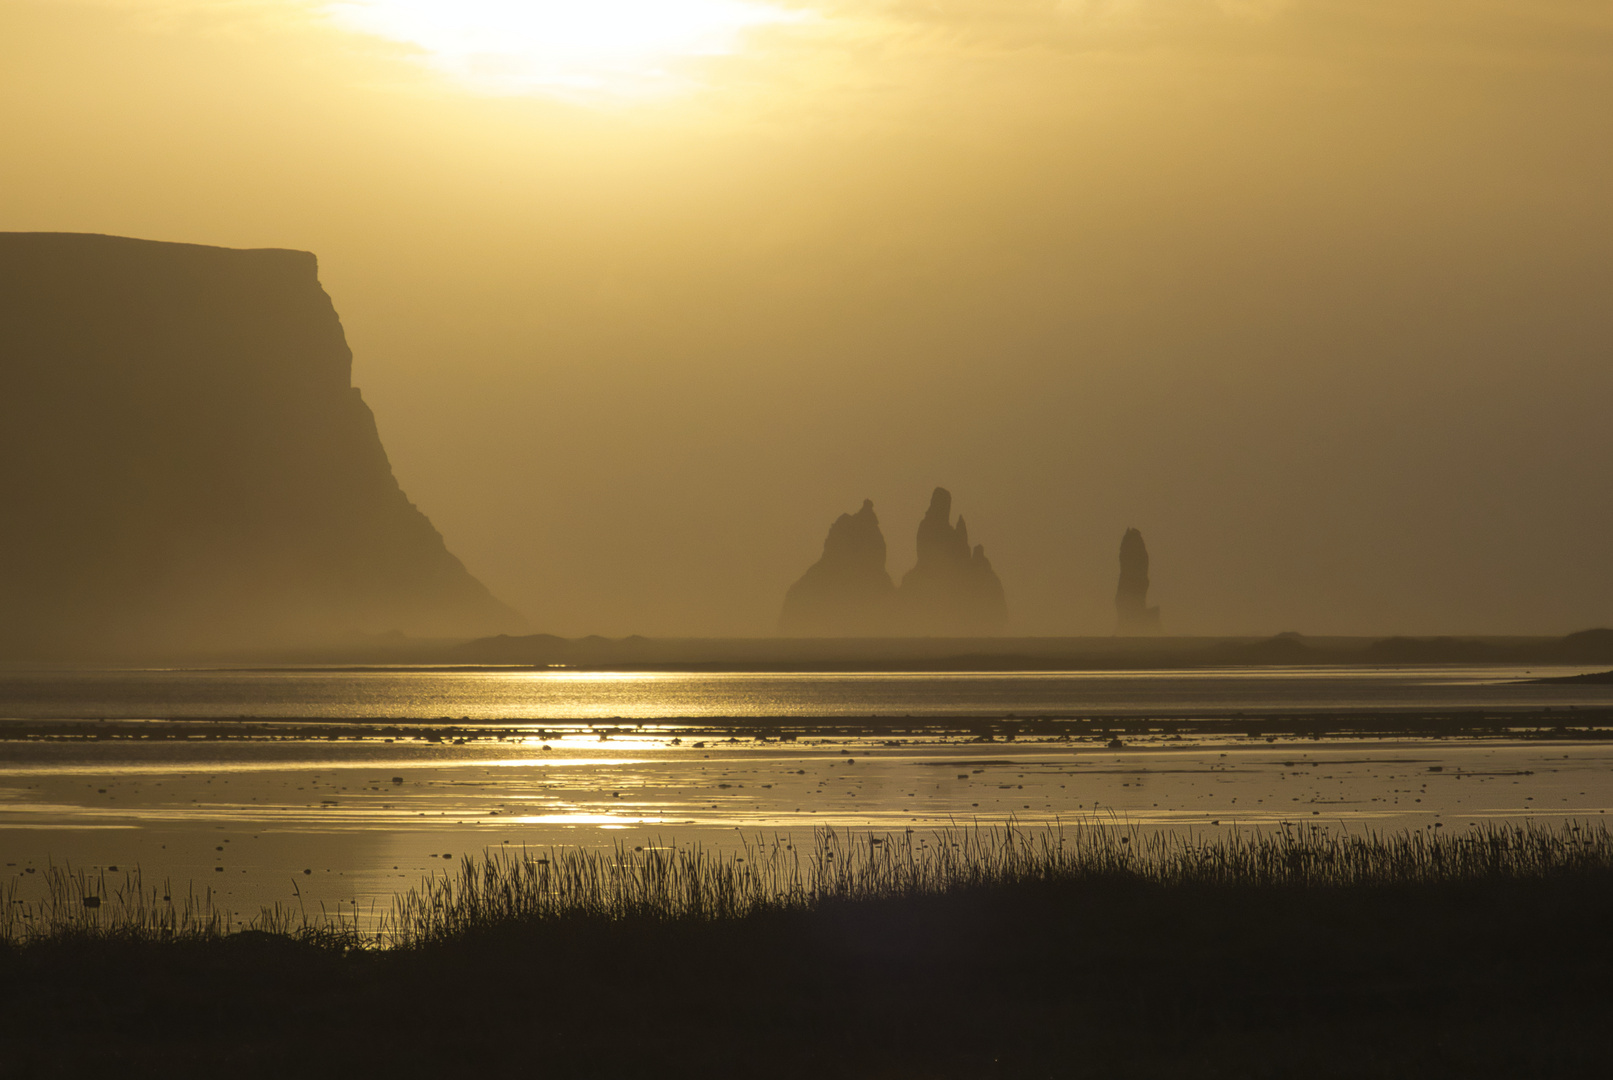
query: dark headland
[{"left": 0, "top": 233, "right": 523, "bottom": 659}]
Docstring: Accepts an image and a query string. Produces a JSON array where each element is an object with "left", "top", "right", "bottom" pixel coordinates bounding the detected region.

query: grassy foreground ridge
[
  {"left": 5, "top": 821, "right": 1612, "bottom": 1077},
  {"left": 6, "top": 820, "right": 1612, "bottom": 946}
]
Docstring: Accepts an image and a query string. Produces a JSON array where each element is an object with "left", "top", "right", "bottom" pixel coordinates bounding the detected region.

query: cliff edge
[{"left": 0, "top": 232, "right": 523, "bottom": 656}]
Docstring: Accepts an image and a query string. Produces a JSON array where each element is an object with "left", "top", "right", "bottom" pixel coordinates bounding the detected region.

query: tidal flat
[
  {"left": 4, "top": 704, "right": 1613, "bottom": 921},
  {"left": 1, "top": 664, "right": 1610, "bottom": 918}
]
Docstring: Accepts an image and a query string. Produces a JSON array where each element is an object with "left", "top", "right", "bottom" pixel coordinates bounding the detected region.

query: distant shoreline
[
  {"left": 1525, "top": 669, "right": 1613, "bottom": 685},
  {"left": 3, "top": 708, "right": 1612, "bottom": 742},
  {"left": 9, "top": 628, "right": 1611, "bottom": 671}
]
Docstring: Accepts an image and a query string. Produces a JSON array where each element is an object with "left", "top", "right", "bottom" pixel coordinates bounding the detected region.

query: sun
[{"left": 325, "top": 0, "right": 806, "bottom": 101}]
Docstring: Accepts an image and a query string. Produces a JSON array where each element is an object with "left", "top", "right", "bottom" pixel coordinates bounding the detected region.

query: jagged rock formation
[
  {"left": 779, "top": 500, "right": 897, "bottom": 634},
  {"left": 779, "top": 488, "right": 1007, "bottom": 635},
  {"left": 897, "top": 488, "right": 1008, "bottom": 634},
  {"left": 1115, "top": 527, "right": 1162, "bottom": 635},
  {"left": 0, "top": 232, "right": 523, "bottom": 657}
]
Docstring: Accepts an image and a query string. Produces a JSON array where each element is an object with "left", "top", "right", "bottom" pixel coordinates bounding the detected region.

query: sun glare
[{"left": 325, "top": 0, "right": 806, "bottom": 100}]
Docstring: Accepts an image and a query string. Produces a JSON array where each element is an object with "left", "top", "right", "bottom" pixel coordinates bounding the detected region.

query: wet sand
[{"left": 5, "top": 719, "right": 1611, "bottom": 921}]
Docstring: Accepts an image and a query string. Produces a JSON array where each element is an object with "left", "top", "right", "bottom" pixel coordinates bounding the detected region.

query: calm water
[{"left": 0, "top": 664, "right": 1609, "bottom": 720}]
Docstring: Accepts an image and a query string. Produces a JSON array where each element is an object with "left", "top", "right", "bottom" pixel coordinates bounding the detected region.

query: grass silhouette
[
  {"left": 7, "top": 819, "right": 1610, "bottom": 947},
  {"left": 5, "top": 820, "right": 1612, "bottom": 1077}
]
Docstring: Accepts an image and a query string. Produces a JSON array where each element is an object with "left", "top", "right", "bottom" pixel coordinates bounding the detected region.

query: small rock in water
[{"left": 82, "top": 896, "right": 101, "bottom": 909}]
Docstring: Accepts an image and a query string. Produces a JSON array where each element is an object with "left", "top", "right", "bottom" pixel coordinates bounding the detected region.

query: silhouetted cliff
[
  {"left": 1115, "top": 527, "right": 1161, "bottom": 635},
  {"left": 779, "top": 499, "right": 898, "bottom": 635},
  {"left": 0, "top": 233, "right": 523, "bottom": 656},
  {"left": 898, "top": 488, "right": 1008, "bottom": 634}
]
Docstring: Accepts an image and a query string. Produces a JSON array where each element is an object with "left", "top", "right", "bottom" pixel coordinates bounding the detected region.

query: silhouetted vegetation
[
  {"left": 380, "top": 820, "right": 1613, "bottom": 947},
  {"left": 4, "top": 822, "right": 1612, "bottom": 1076}
]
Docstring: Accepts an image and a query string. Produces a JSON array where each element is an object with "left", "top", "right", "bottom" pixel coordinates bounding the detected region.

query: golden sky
[{"left": 4, "top": 0, "right": 1611, "bottom": 635}]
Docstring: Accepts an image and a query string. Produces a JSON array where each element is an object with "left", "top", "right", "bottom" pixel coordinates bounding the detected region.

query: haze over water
[{"left": 3, "top": 665, "right": 1612, "bottom": 720}]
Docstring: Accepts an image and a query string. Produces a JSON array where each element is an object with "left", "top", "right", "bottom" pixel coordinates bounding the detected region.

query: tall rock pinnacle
[
  {"left": 1115, "top": 527, "right": 1162, "bottom": 635},
  {"left": 779, "top": 499, "right": 897, "bottom": 634},
  {"left": 898, "top": 487, "right": 1008, "bottom": 634}
]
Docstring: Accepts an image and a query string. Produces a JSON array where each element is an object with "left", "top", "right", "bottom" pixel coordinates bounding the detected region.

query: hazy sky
[{"left": 4, "top": 0, "right": 1610, "bottom": 636}]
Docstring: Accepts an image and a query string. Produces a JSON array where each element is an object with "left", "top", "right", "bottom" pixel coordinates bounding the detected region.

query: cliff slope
[{"left": 0, "top": 232, "right": 522, "bottom": 656}]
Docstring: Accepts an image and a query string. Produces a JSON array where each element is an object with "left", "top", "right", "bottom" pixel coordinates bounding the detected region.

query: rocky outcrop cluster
[{"left": 780, "top": 487, "right": 1007, "bottom": 635}]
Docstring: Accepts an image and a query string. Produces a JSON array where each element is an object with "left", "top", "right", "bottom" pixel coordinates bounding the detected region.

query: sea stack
[
  {"left": 1115, "top": 527, "right": 1162, "bottom": 635},
  {"left": 898, "top": 487, "right": 1008, "bottom": 635},
  {"left": 0, "top": 232, "right": 524, "bottom": 656},
  {"left": 779, "top": 499, "right": 897, "bottom": 635}
]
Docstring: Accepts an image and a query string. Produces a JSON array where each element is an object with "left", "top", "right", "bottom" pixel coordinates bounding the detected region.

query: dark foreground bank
[{"left": 5, "top": 827, "right": 1611, "bottom": 1079}]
